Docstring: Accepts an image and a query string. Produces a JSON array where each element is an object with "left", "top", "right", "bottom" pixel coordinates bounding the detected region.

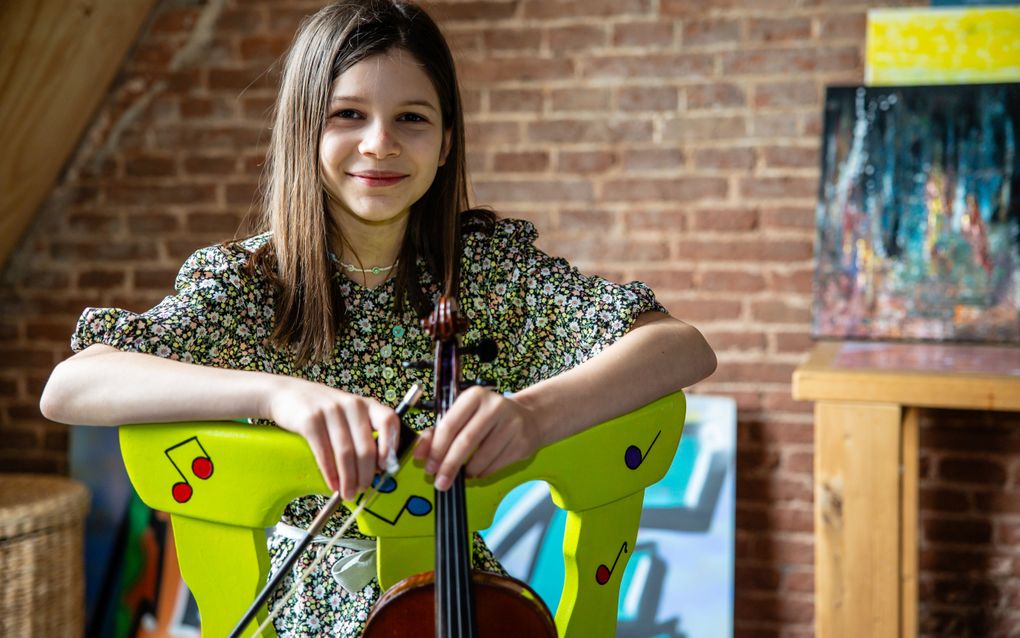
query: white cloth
[{"left": 271, "top": 522, "right": 377, "bottom": 594}]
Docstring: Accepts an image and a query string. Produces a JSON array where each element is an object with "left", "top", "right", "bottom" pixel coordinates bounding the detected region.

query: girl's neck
[{"left": 330, "top": 210, "right": 408, "bottom": 289}]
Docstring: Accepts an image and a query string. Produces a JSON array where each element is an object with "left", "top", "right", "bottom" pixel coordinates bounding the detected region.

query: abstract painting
[
  {"left": 866, "top": 7, "right": 1020, "bottom": 86},
  {"left": 813, "top": 83, "right": 1020, "bottom": 342},
  {"left": 481, "top": 395, "right": 736, "bottom": 637}
]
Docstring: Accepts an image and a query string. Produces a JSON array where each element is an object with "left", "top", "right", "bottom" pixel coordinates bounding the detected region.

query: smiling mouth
[{"left": 348, "top": 172, "right": 408, "bottom": 187}]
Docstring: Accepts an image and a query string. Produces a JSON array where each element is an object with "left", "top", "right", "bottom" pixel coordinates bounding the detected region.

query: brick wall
[{"left": 1, "top": 0, "right": 1017, "bottom": 635}]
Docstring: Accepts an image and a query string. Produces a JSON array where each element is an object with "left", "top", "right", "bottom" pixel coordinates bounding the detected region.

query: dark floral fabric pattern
[{"left": 72, "top": 218, "right": 664, "bottom": 637}]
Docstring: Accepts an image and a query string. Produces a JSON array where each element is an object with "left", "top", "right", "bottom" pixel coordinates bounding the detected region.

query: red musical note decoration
[
  {"left": 595, "top": 541, "right": 629, "bottom": 585},
  {"left": 624, "top": 430, "right": 661, "bottom": 470},
  {"left": 165, "top": 437, "right": 214, "bottom": 503}
]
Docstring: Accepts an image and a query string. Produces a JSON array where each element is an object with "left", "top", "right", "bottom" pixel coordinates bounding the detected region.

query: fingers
[
  {"left": 465, "top": 421, "right": 515, "bottom": 478},
  {"left": 324, "top": 407, "right": 357, "bottom": 500},
  {"left": 370, "top": 402, "right": 400, "bottom": 471},
  {"left": 304, "top": 417, "right": 339, "bottom": 493}
]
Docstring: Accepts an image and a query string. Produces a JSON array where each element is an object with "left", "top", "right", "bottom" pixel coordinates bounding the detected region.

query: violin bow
[{"left": 228, "top": 383, "right": 424, "bottom": 638}]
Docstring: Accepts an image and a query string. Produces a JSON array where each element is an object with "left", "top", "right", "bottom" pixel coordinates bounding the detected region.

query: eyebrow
[{"left": 330, "top": 95, "right": 439, "bottom": 112}]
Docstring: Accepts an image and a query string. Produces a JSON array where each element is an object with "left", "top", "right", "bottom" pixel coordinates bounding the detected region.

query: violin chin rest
[{"left": 362, "top": 570, "right": 558, "bottom": 638}]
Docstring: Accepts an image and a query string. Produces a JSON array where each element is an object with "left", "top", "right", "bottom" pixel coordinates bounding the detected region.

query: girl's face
[{"left": 320, "top": 50, "right": 450, "bottom": 238}]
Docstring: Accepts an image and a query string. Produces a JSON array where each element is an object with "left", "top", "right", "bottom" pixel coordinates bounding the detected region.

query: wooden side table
[{"left": 792, "top": 341, "right": 1020, "bottom": 638}]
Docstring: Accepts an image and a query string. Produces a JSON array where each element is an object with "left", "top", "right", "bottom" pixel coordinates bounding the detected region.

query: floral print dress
[{"left": 72, "top": 218, "right": 664, "bottom": 637}]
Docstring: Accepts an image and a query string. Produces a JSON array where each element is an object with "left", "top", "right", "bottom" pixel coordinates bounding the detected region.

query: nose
[{"left": 359, "top": 119, "right": 400, "bottom": 159}]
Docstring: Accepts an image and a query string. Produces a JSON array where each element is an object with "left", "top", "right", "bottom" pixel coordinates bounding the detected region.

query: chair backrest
[{"left": 119, "top": 391, "right": 685, "bottom": 637}]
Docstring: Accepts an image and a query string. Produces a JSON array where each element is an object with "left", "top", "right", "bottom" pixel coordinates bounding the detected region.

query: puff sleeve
[
  {"left": 71, "top": 244, "right": 263, "bottom": 369},
  {"left": 478, "top": 219, "right": 666, "bottom": 391}
]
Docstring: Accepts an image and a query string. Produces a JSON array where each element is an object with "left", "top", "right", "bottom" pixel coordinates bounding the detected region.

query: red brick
[
  {"left": 700, "top": 270, "right": 766, "bottom": 292},
  {"left": 548, "top": 25, "right": 606, "bottom": 53},
  {"left": 682, "top": 18, "right": 741, "bottom": 47},
  {"left": 187, "top": 212, "right": 242, "bottom": 234},
  {"left": 621, "top": 148, "right": 686, "bottom": 172},
  {"left": 583, "top": 54, "right": 714, "bottom": 80},
  {"left": 761, "top": 207, "right": 814, "bottom": 230},
  {"left": 549, "top": 88, "right": 610, "bottom": 112},
  {"left": 134, "top": 269, "right": 180, "bottom": 290},
  {"left": 761, "top": 145, "right": 819, "bottom": 168},
  {"left": 78, "top": 270, "right": 125, "bottom": 289},
  {"left": 522, "top": 0, "right": 651, "bottom": 19},
  {"left": 215, "top": 8, "right": 264, "bottom": 33},
  {"left": 557, "top": 150, "right": 615, "bottom": 174},
  {"left": 924, "top": 518, "right": 992, "bottom": 545},
  {"left": 755, "top": 82, "right": 821, "bottom": 109},
  {"left": 184, "top": 155, "right": 238, "bottom": 175},
  {"left": 663, "top": 116, "right": 746, "bottom": 142},
  {"left": 473, "top": 179, "right": 594, "bottom": 203},
  {"left": 691, "top": 207, "right": 759, "bottom": 231},
  {"left": 663, "top": 298, "right": 742, "bottom": 321},
  {"left": 557, "top": 210, "right": 615, "bottom": 232},
  {"left": 622, "top": 210, "right": 688, "bottom": 231},
  {"left": 818, "top": 13, "right": 868, "bottom": 40},
  {"left": 431, "top": 1, "right": 519, "bottom": 21},
  {"left": 938, "top": 458, "right": 1008, "bottom": 485},
  {"left": 775, "top": 332, "right": 813, "bottom": 353},
  {"left": 629, "top": 268, "right": 694, "bottom": 292},
  {"left": 483, "top": 27, "right": 542, "bottom": 52},
  {"left": 604, "top": 177, "right": 728, "bottom": 202},
  {"left": 725, "top": 47, "right": 859, "bottom": 75},
  {"left": 751, "top": 300, "right": 811, "bottom": 324},
  {"left": 688, "top": 82, "right": 748, "bottom": 110},
  {"left": 527, "top": 119, "right": 652, "bottom": 144},
  {"left": 704, "top": 331, "right": 767, "bottom": 352},
  {"left": 239, "top": 35, "right": 291, "bottom": 62},
  {"left": 739, "top": 177, "right": 817, "bottom": 200},
  {"left": 150, "top": 7, "right": 201, "bottom": 34},
  {"left": 67, "top": 212, "right": 121, "bottom": 234},
  {"left": 105, "top": 184, "right": 217, "bottom": 206},
  {"left": 693, "top": 148, "right": 756, "bottom": 171},
  {"left": 459, "top": 58, "right": 574, "bottom": 84},
  {"left": 490, "top": 89, "right": 543, "bottom": 113},
  {"left": 0, "top": 348, "right": 55, "bottom": 370},
  {"left": 464, "top": 121, "right": 520, "bottom": 145},
  {"left": 612, "top": 21, "right": 674, "bottom": 47},
  {"left": 617, "top": 86, "right": 677, "bottom": 111},
  {"left": 127, "top": 213, "right": 180, "bottom": 233},
  {"left": 493, "top": 151, "right": 549, "bottom": 173},
  {"left": 747, "top": 17, "right": 812, "bottom": 43}
]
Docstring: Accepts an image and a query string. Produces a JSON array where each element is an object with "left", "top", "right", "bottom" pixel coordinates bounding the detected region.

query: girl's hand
[
  {"left": 414, "top": 386, "right": 544, "bottom": 491},
  {"left": 264, "top": 377, "right": 400, "bottom": 501}
]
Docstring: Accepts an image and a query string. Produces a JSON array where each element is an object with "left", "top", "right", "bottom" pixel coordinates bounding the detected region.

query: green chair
[{"left": 119, "top": 390, "right": 685, "bottom": 637}]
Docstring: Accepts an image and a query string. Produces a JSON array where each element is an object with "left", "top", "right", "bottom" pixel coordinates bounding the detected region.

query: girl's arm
[
  {"left": 418, "top": 311, "right": 716, "bottom": 490},
  {"left": 40, "top": 344, "right": 400, "bottom": 500}
]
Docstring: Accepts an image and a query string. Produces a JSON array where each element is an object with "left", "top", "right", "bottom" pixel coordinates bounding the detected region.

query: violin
[{"left": 361, "top": 296, "right": 557, "bottom": 638}]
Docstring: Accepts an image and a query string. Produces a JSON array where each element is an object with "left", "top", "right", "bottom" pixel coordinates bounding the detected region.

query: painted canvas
[
  {"left": 480, "top": 395, "right": 736, "bottom": 637},
  {"left": 813, "top": 83, "right": 1020, "bottom": 342},
  {"left": 866, "top": 7, "right": 1020, "bottom": 86}
]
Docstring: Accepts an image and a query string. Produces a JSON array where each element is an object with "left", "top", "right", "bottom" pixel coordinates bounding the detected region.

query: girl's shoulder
[
  {"left": 461, "top": 214, "right": 538, "bottom": 256},
  {"left": 175, "top": 232, "right": 272, "bottom": 292}
]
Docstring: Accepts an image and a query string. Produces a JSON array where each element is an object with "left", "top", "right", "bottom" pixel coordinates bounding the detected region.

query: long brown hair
[{"left": 245, "top": 0, "right": 489, "bottom": 367}]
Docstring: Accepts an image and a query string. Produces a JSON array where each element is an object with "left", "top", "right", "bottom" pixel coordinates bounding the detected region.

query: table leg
[
  {"left": 901, "top": 407, "right": 919, "bottom": 638},
  {"left": 814, "top": 401, "right": 903, "bottom": 637}
]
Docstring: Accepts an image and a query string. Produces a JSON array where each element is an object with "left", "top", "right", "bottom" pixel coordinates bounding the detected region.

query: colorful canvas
[
  {"left": 813, "top": 83, "right": 1020, "bottom": 342},
  {"left": 866, "top": 7, "right": 1020, "bottom": 85},
  {"left": 480, "top": 395, "right": 736, "bottom": 637}
]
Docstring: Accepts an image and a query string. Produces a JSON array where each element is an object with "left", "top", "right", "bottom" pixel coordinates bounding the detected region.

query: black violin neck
[{"left": 435, "top": 469, "right": 476, "bottom": 638}]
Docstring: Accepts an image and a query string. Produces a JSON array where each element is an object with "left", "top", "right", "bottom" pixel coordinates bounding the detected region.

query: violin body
[{"left": 363, "top": 569, "right": 557, "bottom": 638}]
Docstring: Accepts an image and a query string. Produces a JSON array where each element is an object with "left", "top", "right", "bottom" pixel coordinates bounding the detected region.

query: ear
[{"left": 438, "top": 127, "right": 452, "bottom": 166}]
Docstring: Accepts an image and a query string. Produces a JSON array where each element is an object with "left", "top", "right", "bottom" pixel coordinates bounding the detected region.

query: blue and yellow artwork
[
  {"left": 814, "top": 83, "right": 1020, "bottom": 342},
  {"left": 480, "top": 395, "right": 736, "bottom": 637}
]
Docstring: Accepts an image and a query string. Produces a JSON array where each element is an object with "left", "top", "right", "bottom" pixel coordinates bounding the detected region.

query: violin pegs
[
  {"left": 402, "top": 359, "right": 434, "bottom": 371},
  {"left": 460, "top": 338, "right": 498, "bottom": 363},
  {"left": 460, "top": 378, "right": 496, "bottom": 392}
]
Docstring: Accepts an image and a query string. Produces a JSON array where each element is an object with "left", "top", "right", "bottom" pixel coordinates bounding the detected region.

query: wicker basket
[{"left": 0, "top": 473, "right": 90, "bottom": 638}]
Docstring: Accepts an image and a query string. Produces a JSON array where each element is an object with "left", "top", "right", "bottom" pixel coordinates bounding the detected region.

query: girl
[{"left": 41, "top": 1, "right": 716, "bottom": 635}]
